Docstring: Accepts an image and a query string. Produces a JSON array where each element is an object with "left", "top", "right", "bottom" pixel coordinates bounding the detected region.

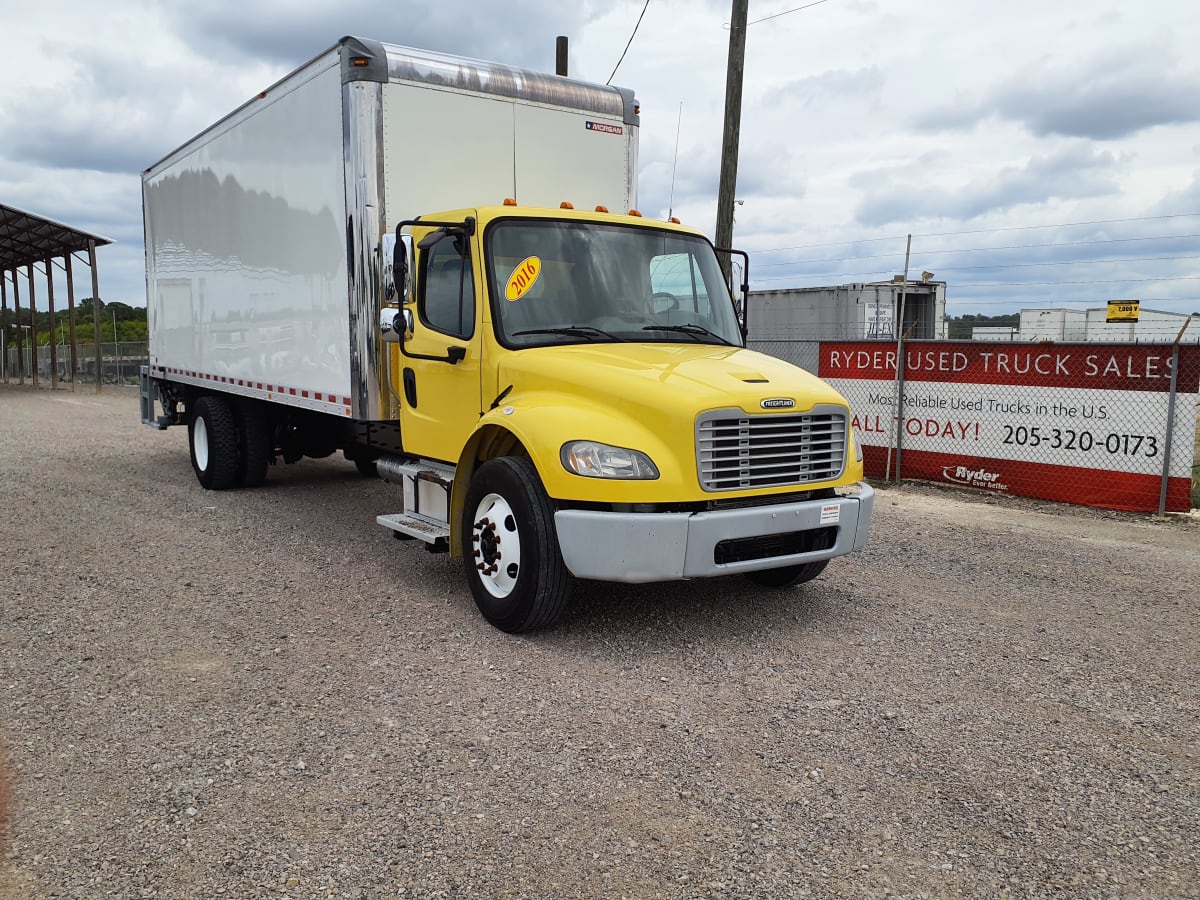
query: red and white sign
[{"left": 820, "top": 341, "right": 1200, "bottom": 512}]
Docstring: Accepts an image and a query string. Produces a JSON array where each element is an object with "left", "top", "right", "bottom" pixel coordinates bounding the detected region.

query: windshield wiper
[
  {"left": 512, "top": 325, "right": 619, "bottom": 341},
  {"left": 641, "top": 323, "right": 735, "bottom": 346}
]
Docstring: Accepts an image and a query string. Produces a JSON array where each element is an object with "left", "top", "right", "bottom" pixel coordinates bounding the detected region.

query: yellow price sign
[
  {"left": 505, "top": 256, "right": 542, "bottom": 301},
  {"left": 1106, "top": 300, "right": 1140, "bottom": 323}
]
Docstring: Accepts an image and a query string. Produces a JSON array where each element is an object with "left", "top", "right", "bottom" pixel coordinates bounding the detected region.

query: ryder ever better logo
[{"left": 942, "top": 464, "right": 1009, "bottom": 491}]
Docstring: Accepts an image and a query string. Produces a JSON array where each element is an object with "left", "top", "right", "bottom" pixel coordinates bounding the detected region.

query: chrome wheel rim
[{"left": 471, "top": 492, "right": 521, "bottom": 598}]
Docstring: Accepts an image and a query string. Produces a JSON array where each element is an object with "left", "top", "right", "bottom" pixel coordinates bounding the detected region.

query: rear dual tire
[
  {"left": 189, "top": 395, "right": 273, "bottom": 490},
  {"left": 189, "top": 396, "right": 240, "bottom": 490}
]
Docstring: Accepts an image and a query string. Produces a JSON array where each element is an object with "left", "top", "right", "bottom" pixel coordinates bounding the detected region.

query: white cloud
[{"left": 1, "top": 0, "right": 1199, "bottom": 316}]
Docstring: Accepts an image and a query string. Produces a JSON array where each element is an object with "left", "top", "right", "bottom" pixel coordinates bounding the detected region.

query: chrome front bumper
[{"left": 553, "top": 484, "right": 874, "bottom": 583}]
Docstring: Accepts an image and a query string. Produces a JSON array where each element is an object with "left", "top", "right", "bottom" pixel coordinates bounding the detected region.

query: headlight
[{"left": 561, "top": 441, "right": 659, "bottom": 479}]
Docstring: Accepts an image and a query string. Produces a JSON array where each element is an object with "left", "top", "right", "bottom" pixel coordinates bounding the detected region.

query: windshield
[{"left": 486, "top": 219, "right": 744, "bottom": 348}]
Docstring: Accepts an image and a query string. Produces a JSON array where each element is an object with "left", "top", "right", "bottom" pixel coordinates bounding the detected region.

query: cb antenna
[{"left": 668, "top": 101, "right": 683, "bottom": 219}]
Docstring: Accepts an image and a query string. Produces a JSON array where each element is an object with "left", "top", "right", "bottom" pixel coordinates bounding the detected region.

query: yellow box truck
[{"left": 141, "top": 37, "right": 873, "bottom": 632}]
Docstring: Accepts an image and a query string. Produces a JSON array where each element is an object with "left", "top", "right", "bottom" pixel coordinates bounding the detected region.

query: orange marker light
[
  {"left": 669, "top": 216, "right": 681, "bottom": 224},
  {"left": 503, "top": 198, "right": 518, "bottom": 206},
  {"left": 594, "top": 205, "right": 609, "bottom": 213},
  {"left": 628, "top": 209, "right": 642, "bottom": 217},
  {"left": 560, "top": 201, "right": 574, "bottom": 209},
  {"left": 351, "top": 57, "right": 369, "bottom": 67}
]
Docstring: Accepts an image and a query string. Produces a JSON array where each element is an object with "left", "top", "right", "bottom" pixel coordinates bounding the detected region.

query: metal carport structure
[{"left": 0, "top": 203, "right": 113, "bottom": 391}]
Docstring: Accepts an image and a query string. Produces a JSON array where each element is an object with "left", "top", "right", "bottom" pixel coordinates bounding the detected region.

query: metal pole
[
  {"left": 11, "top": 271, "right": 23, "bottom": 385},
  {"left": 1157, "top": 318, "right": 1191, "bottom": 514},
  {"left": 65, "top": 253, "right": 78, "bottom": 388},
  {"left": 89, "top": 239, "right": 102, "bottom": 393},
  {"left": 113, "top": 309, "right": 121, "bottom": 384},
  {"left": 715, "top": 0, "right": 748, "bottom": 277},
  {"left": 46, "top": 258, "right": 58, "bottom": 390},
  {"left": 1, "top": 270, "right": 8, "bottom": 384},
  {"left": 893, "top": 235, "right": 912, "bottom": 482},
  {"left": 26, "top": 264, "right": 38, "bottom": 390}
]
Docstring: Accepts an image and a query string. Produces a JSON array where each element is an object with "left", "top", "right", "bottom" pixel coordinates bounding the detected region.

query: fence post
[{"left": 1157, "top": 319, "right": 1191, "bottom": 514}]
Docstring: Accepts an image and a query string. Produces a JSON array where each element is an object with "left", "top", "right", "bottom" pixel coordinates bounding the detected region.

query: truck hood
[{"left": 498, "top": 342, "right": 849, "bottom": 415}]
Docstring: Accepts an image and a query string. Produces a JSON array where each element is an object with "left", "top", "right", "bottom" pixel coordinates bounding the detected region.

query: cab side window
[
  {"left": 650, "top": 252, "right": 712, "bottom": 317},
  {"left": 420, "top": 236, "right": 474, "bottom": 339}
]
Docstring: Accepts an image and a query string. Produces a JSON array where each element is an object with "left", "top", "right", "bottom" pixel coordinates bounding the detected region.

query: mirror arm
[
  {"left": 714, "top": 246, "right": 750, "bottom": 340},
  {"left": 399, "top": 342, "right": 467, "bottom": 365}
]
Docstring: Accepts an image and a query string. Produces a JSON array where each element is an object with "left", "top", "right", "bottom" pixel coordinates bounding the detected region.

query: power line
[
  {"left": 915, "top": 212, "right": 1200, "bottom": 239},
  {"left": 754, "top": 232, "right": 1200, "bottom": 268},
  {"left": 746, "top": 0, "right": 836, "bottom": 26},
  {"left": 920, "top": 254, "right": 1200, "bottom": 273},
  {"left": 749, "top": 211, "right": 1200, "bottom": 254},
  {"left": 945, "top": 276, "right": 1200, "bottom": 288},
  {"left": 607, "top": 0, "right": 651, "bottom": 85}
]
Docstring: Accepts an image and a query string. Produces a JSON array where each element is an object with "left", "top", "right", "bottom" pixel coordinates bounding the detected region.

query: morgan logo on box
[
  {"left": 761, "top": 398, "right": 795, "bottom": 409},
  {"left": 586, "top": 121, "right": 624, "bottom": 136}
]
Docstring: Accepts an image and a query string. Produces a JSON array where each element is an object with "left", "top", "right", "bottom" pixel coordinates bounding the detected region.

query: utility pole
[{"left": 715, "top": 0, "right": 748, "bottom": 272}]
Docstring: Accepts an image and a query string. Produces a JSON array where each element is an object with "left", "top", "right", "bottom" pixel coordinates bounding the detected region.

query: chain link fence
[
  {"left": 751, "top": 338, "right": 1200, "bottom": 513},
  {"left": 2, "top": 341, "right": 149, "bottom": 386}
]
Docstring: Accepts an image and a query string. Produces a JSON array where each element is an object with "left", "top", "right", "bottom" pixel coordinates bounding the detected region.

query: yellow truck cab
[
  {"left": 139, "top": 37, "right": 873, "bottom": 632},
  {"left": 377, "top": 204, "right": 872, "bottom": 630}
]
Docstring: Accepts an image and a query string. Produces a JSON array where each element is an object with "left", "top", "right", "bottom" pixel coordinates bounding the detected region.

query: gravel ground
[{"left": 1, "top": 383, "right": 1198, "bottom": 899}]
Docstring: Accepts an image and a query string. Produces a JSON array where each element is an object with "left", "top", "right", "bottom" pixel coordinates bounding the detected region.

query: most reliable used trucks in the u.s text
[{"left": 139, "top": 36, "right": 874, "bottom": 632}]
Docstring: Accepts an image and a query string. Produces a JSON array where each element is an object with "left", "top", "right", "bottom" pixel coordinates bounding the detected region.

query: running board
[{"left": 377, "top": 513, "right": 450, "bottom": 553}]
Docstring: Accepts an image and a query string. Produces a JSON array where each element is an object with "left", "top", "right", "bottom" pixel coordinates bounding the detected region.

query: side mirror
[
  {"left": 380, "top": 307, "right": 414, "bottom": 344},
  {"left": 386, "top": 230, "right": 413, "bottom": 302},
  {"left": 417, "top": 227, "right": 448, "bottom": 251}
]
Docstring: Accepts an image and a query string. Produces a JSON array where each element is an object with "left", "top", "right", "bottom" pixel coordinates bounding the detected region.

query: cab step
[{"left": 377, "top": 512, "right": 450, "bottom": 553}]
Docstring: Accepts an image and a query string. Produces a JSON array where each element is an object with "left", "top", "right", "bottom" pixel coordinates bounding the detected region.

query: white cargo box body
[{"left": 144, "top": 37, "right": 639, "bottom": 421}]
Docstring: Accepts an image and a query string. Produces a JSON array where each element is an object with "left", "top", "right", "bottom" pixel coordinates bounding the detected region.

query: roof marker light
[
  {"left": 503, "top": 198, "right": 518, "bottom": 206},
  {"left": 628, "top": 209, "right": 642, "bottom": 217},
  {"left": 669, "top": 216, "right": 681, "bottom": 224},
  {"left": 560, "top": 201, "right": 574, "bottom": 209},
  {"left": 594, "top": 205, "right": 609, "bottom": 213}
]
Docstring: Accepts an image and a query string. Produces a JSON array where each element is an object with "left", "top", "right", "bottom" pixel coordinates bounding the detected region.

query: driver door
[{"left": 399, "top": 229, "right": 482, "bottom": 463}]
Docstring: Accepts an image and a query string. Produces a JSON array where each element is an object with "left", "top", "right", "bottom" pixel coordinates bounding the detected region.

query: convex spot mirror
[{"left": 379, "top": 306, "right": 414, "bottom": 344}]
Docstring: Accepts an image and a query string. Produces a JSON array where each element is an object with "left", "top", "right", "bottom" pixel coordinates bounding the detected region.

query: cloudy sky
[{"left": 2, "top": 0, "right": 1198, "bottom": 319}]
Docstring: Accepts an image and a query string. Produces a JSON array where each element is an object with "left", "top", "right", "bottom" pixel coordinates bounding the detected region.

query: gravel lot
[{"left": 1, "top": 383, "right": 1198, "bottom": 899}]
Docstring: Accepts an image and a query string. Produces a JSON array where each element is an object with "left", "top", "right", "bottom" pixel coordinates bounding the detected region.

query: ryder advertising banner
[{"left": 819, "top": 341, "right": 1200, "bottom": 512}]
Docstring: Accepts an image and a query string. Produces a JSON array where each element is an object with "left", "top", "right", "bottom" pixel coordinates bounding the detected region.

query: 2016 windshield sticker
[{"left": 506, "top": 256, "right": 542, "bottom": 301}]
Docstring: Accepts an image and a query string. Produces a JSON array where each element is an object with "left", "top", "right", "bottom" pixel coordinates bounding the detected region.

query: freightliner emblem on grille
[{"left": 760, "top": 398, "right": 795, "bottom": 409}]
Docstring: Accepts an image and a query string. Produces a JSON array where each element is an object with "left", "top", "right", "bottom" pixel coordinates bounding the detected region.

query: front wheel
[
  {"left": 462, "top": 457, "right": 571, "bottom": 633},
  {"left": 744, "top": 559, "right": 829, "bottom": 589}
]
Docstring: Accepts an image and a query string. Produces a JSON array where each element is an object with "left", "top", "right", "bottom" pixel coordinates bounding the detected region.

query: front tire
[
  {"left": 744, "top": 559, "right": 829, "bottom": 589},
  {"left": 462, "top": 457, "right": 571, "bottom": 633},
  {"left": 189, "top": 395, "right": 239, "bottom": 490}
]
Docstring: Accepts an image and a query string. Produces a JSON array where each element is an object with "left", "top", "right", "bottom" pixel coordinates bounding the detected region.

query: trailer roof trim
[{"left": 0, "top": 203, "right": 114, "bottom": 271}]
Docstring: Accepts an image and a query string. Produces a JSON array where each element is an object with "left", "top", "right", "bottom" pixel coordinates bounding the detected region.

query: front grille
[
  {"left": 696, "top": 406, "right": 847, "bottom": 492},
  {"left": 714, "top": 526, "right": 838, "bottom": 565}
]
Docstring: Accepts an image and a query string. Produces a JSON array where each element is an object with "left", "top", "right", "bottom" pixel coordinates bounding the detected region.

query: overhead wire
[
  {"left": 607, "top": 0, "right": 651, "bottom": 85},
  {"left": 748, "top": 211, "right": 1200, "bottom": 254},
  {"left": 753, "top": 233, "right": 1200, "bottom": 268},
  {"left": 745, "top": 0, "right": 837, "bottom": 27}
]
